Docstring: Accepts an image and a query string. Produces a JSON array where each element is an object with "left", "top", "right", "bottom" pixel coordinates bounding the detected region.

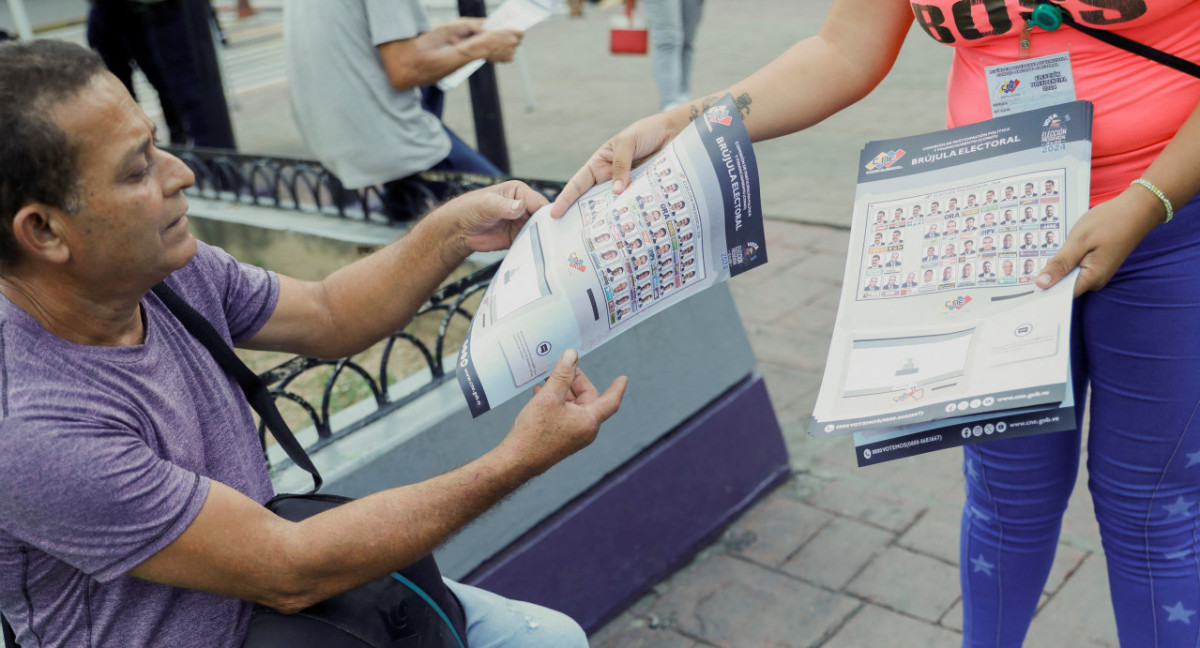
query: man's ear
[{"left": 11, "top": 204, "right": 71, "bottom": 265}]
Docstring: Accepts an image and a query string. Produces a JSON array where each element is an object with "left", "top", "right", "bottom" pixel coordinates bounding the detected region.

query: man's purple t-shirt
[{"left": 0, "top": 242, "right": 279, "bottom": 646}]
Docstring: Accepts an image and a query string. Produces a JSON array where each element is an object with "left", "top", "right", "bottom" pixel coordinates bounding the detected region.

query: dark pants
[
  {"left": 87, "top": 0, "right": 218, "bottom": 147},
  {"left": 378, "top": 86, "right": 504, "bottom": 221}
]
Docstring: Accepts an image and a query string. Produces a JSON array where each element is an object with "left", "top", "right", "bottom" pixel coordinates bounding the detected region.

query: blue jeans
[
  {"left": 643, "top": 0, "right": 706, "bottom": 111},
  {"left": 422, "top": 86, "right": 503, "bottom": 178},
  {"left": 443, "top": 579, "right": 588, "bottom": 648},
  {"left": 960, "top": 194, "right": 1200, "bottom": 646},
  {"left": 379, "top": 86, "right": 505, "bottom": 220}
]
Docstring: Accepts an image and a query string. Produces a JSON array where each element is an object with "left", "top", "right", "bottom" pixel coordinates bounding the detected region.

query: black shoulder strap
[
  {"left": 151, "top": 282, "right": 323, "bottom": 493},
  {"left": 2, "top": 613, "right": 16, "bottom": 648},
  {"left": 1062, "top": 13, "right": 1200, "bottom": 79}
]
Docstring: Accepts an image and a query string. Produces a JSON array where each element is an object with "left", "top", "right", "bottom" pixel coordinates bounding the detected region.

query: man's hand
[
  {"left": 429, "top": 17, "right": 486, "bottom": 47},
  {"left": 550, "top": 111, "right": 684, "bottom": 218},
  {"left": 499, "top": 349, "right": 627, "bottom": 477},
  {"left": 458, "top": 28, "right": 523, "bottom": 63},
  {"left": 1036, "top": 188, "right": 1164, "bottom": 296},
  {"left": 433, "top": 181, "right": 549, "bottom": 263}
]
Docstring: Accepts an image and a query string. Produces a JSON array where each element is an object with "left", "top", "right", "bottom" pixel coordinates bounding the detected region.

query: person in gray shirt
[{"left": 285, "top": 0, "right": 522, "bottom": 220}]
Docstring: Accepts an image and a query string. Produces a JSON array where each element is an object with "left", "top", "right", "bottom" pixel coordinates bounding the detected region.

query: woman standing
[{"left": 553, "top": 2, "right": 1200, "bottom": 645}]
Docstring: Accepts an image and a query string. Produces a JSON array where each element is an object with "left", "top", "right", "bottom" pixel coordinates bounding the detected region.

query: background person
[
  {"left": 644, "top": 0, "right": 706, "bottom": 111},
  {"left": 284, "top": 0, "right": 522, "bottom": 221},
  {"left": 85, "top": 0, "right": 212, "bottom": 146},
  {"left": 549, "top": 1, "right": 1200, "bottom": 645}
]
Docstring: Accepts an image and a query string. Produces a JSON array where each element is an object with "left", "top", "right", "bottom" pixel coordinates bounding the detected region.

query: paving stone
[
  {"left": 725, "top": 495, "right": 833, "bottom": 568},
  {"left": 940, "top": 597, "right": 963, "bottom": 632},
  {"left": 780, "top": 516, "right": 893, "bottom": 590},
  {"left": 731, "top": 269, "right": 829, "bottom": 325},
  {"left": 777, "top": 296, "right": 839, "bottom": 336},
  {"left": 785, "top": 422, "right": 853, "bottom": 475},
  {"left": 757, "top": 362, "right": 823, "bottom": 414},
  {"left": 1025, "top": 553, "right": 1119, "bottom": 647},
  {"left": 776, "top": 386, "right": 820, "bottom": 428},
  {"left": 846, "top": 546, "right": 960, "bottom": 622},
  {"left": 589, "top": 612, "right": 698, "bottom": 648},
  {"left": 1044, "top": 543, "right": 1088, "bottom": 595},
  {"left": 897, "top": 505, "right": 963, "bottom": 565},
  {"left": 843, "top": 451, "right": 966, "bottom": 511},
  {"left": 787, "top": 251, "right": 850, "bottom": 286},
  {"left": 806, "top": 478, "right": 925, "bottom": 533},
  {"left": 796, "top": 225, "right": 852, "bottom": 256},
  {"left": 744, "top": 324, "right": 833, "bottom": 372},
  {"left": 1059, "top": 459, "right": 1104, "bottom": 553},
  {"left": 762, "top": 219, "right": 823, "bottom": 250},
  {"left": 649, "top": 554, "right": 858, "bottom": 648},
  {"left": 743, "top": 240, "right": 813, "bottom": 279},
  {"left": 823, "top": 603, "right": 961, "bottom": 648}
]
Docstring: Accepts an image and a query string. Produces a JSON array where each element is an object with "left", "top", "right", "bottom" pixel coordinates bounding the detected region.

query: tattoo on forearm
[
  {"left": 688, "top": 94, "right": 721, "bottom": 122},
  {"left": 734, "top": 92, "right": 752, "bottom": 117}
]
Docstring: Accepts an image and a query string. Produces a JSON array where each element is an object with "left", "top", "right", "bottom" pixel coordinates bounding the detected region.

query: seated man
[
  {"left": 285, "top": 0, "right": 523, "bottom": 220},
  {"left": 0, "top": 41, "right": 625, "bottom": 647}
]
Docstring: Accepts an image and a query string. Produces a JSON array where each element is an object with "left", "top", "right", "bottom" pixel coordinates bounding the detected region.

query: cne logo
[
  {"left": 705, "top": 104, "right": 733, "bottom": 126},
  {"left": 893, "top": 386, "right": 925, "bottom": 403},
  {"left": 744, "top": 240, "right": 760, "bottom": 262},
  {"left": 942, "top": 295, "right": 972, "bottom": 312},
  {"left": 1042, "top": 112, "right": 1068, "bottom": 129},
  {"left": 568, "top": 252, "right": 586, "bottom": 272},
  {"left": 997, "top": 78, "right": 1020, "bottom": 94},
  {"left": 865, "top": 149, "right": 905, "bottom": 171}
]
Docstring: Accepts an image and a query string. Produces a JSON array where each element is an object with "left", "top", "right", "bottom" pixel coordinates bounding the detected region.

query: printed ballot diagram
[
  {"left": 810, "top": 101, "right": 1094, "bottom": 465},
  {"left": 458, "top": 95, "right": 766, "bottom": 417},
  {"left": 579, "top": 156, "right": 706, "bottom": 328},
  {"left": 858, "top": 171, "right": 1065, "bottom": 298}
]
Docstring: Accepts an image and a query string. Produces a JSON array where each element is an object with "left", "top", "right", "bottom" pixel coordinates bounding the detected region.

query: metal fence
[
  {"left": 167, "top": 146, "right": 564, "bottom": 471},
  {"left": 166, "top": 144, "right": 566, "bottom": 224}
]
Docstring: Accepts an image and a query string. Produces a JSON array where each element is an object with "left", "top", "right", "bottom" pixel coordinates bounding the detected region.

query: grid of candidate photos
[
  {"left": 581, "top": 155, "right": 704, "bottom": 327},
  {"left": 859, "top": 172, "right": 1064, "bottom": 298}
]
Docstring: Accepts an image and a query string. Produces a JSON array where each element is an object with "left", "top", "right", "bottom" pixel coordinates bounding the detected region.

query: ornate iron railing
[
  {"left": 166, "top": 146, "right": 564, "bottom": 471},
  {"left": 257, "top": 261, "right": 499, "bottom": 470},
  {"left": 165, "top": 144, "right": 566, "bottom": 224}
]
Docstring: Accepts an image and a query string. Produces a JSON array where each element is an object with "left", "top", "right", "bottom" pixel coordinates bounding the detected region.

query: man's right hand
[
  {"left": 550, "top": 111, "right": 687, "bottom": 218},
  {"left": 459, "top": 28, "right": 523, "bottom": 63},
  {"left": 499, "top": 349, "right": 627, "bottom": 477}
]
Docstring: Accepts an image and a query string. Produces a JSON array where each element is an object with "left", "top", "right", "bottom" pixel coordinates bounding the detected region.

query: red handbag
[{"left": 610, "top": 0, "right": 647, "bottom": 54}]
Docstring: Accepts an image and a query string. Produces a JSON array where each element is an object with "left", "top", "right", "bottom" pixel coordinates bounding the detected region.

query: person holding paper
[
  {"left": 550, "top": 1, "right": 1200, "bottom": 645},
  {"left": 284, "top": 0, "right": 522, "bottom": 221},
  {"left": 0, "top": 39, "right": 624, "bottom": 647}
]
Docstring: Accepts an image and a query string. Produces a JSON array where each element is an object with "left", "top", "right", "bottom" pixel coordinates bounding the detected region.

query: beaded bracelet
[{"left": 1131, "top": 178, "right": 1174, "bottom": 224}]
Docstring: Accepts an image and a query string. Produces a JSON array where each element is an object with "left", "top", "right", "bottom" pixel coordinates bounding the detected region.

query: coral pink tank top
[{"left": 910, "top": 0, "right": 1200, "bottom": 203}]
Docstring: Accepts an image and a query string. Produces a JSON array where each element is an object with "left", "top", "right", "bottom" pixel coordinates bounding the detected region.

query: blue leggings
[{"left": 962, "top": 194, "right": 1200, "bottom": 647}]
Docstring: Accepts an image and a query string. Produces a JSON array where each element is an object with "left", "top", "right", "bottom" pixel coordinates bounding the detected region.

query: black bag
[
  {"left": 152, "top": 283, "right": 469, "bottom": 648},
  {"left": 244, "top": 494, "right": 468, "bottom": 648}
]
